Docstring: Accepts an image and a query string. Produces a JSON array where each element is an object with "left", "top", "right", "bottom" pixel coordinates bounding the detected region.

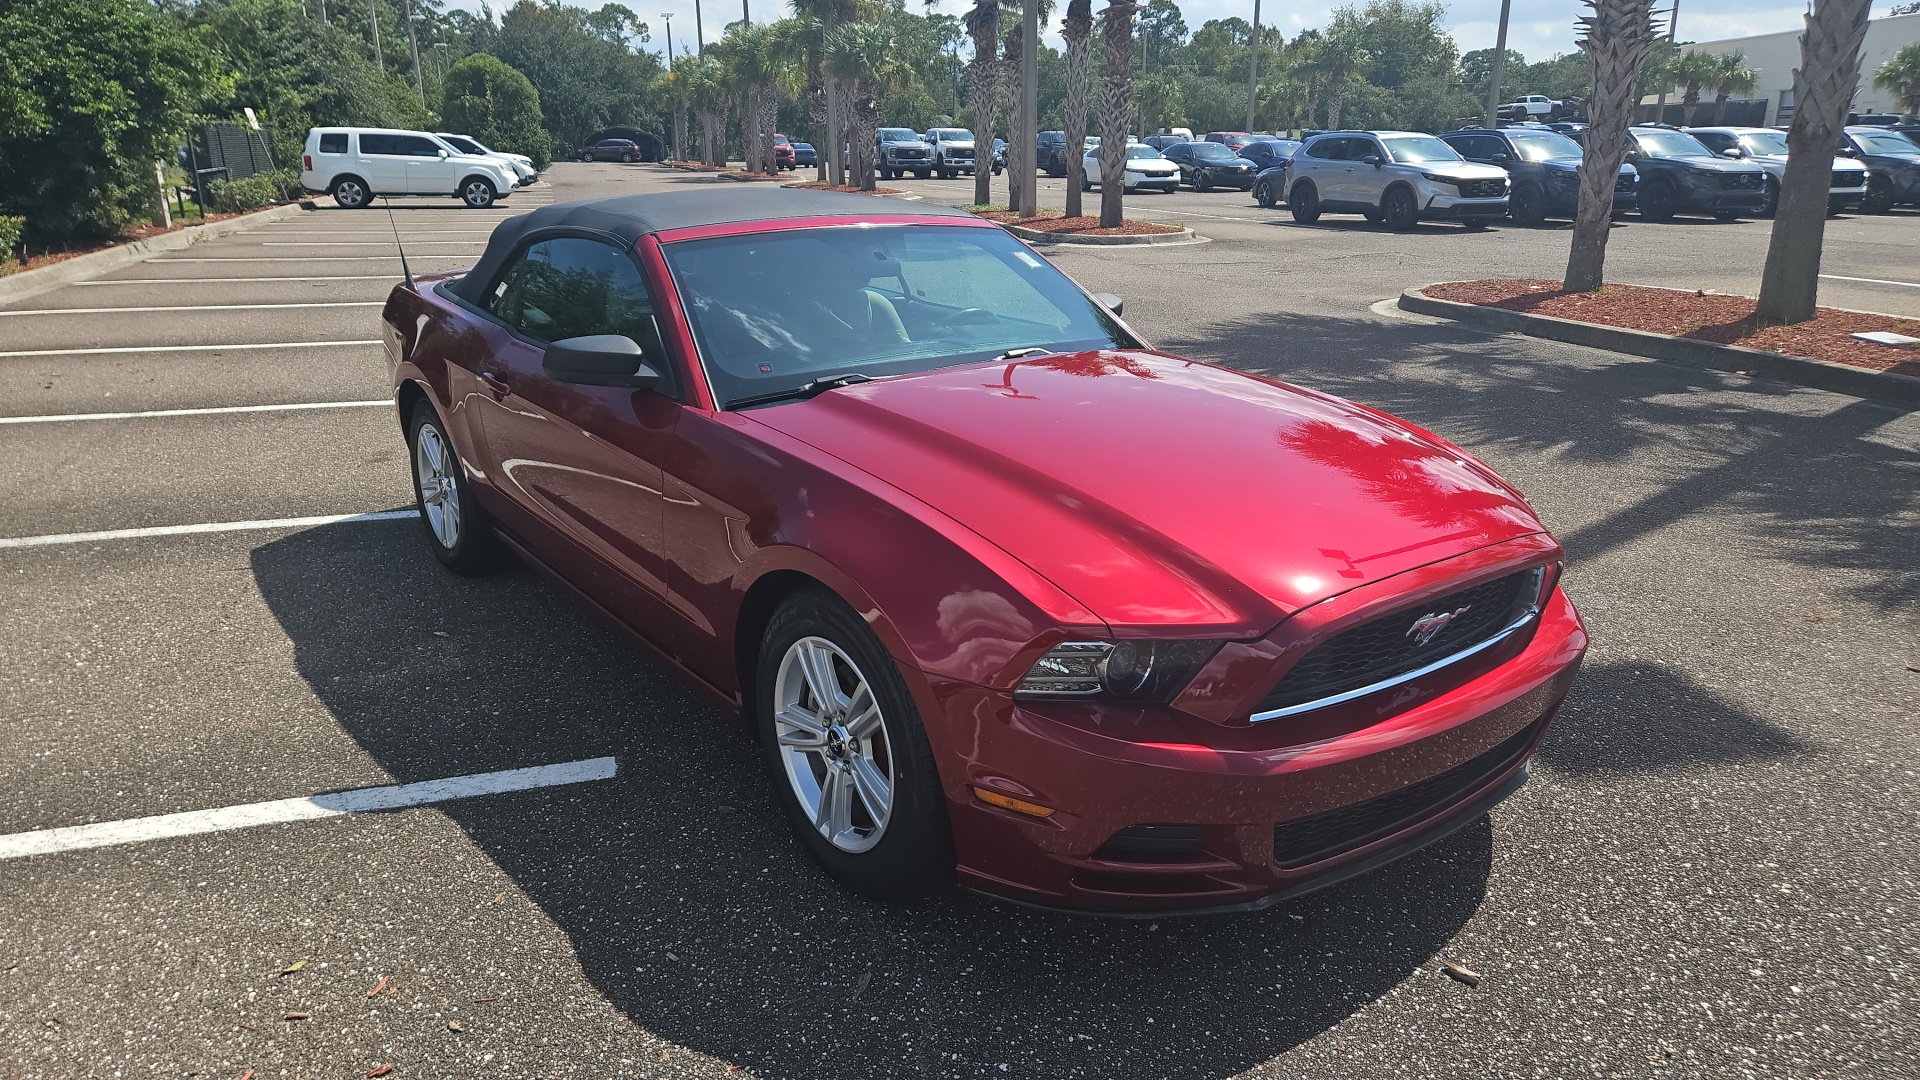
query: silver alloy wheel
[
  {"left": 462, "top": 180, "right": 493, "bottom": 207},
  {"left": 334, "top": 179, "right": 366, "bottom": 208},
  {"left": 773, "top": 636, "right": 894, "bottom": 853},
  {"left": 414, "top": 422, "right": 460, "bottom": 549}
]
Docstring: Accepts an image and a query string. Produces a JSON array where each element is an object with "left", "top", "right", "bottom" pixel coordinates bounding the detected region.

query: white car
[
  {"left": 435, "top": 133, "right": 539, "bottom": 187},
  {"left": 922, "top": 128, "right": 976, "bottom": 177},
  {"left": 1287, "top": 131, "right": 1510, "bottom": 230},
  {"left": 1082, "top": 144, "right": 1180, "bottom": 193},
  {"left": 1684, "top": 126, "right": 1869, "bottom": 215},
  {"left": 300, "top": 127, "right": 519, "bottom": 209}
]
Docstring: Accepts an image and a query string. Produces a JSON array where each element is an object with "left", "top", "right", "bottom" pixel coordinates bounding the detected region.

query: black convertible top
[{"left": 446, "top": 188, "right": 976, "bottom": 303}]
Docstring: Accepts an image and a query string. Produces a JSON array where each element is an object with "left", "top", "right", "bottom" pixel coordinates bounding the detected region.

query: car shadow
[{"left": 1265, "top": 219, "right": 1503, "bottom": 236}]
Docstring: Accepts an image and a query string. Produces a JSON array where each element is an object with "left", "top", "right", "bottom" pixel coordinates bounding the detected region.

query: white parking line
[
  {"left": 0, "top": 302, "right": 383, "bottom": 316},
  {"left": 0, "top": 509, "right": 416, "bottom": 549},
  {"left": 0, "top": 757, "right": 618, "bottom": 860},
  {"left": 150, "top": 256, "right": 465, "bottom": 263},
  {"left": 1820, "top": 273, "right": 1920, "bottom": 289},
  {"left": 76, "top": 276, "right": 399, "bottom": 285},
  {"left": 0, "top": 400, "right": 389, "bottom": 425},
  {"left": 0, "top": 339, "right": 380, "bottom": 358},
  {"left": 260, "top": 242, "right": 487, "bottom": 247}
]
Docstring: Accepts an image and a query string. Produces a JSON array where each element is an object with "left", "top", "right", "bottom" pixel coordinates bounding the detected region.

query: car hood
[
  {"left": 748, "top": 352, "right": 1546, "bottom": 634},
  {"left": 1666, "top": 156, "right": 1762, "bottom": 174},
  {"left": 1543, "top": 159, "right": 1634, "bottom": 177}
]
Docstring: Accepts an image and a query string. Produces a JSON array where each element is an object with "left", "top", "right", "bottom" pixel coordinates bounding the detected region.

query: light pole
[
  {"left": 661, "top": 11, "right": 674, "bottom": 70},
  {"left": 1653, "top": 0, "right": 1680, "bottom": 123},
  {"left": 1481, "top": 0, "right": 1511, "bottom": 128},
  {"left": 695, "top": 0, "right": 704, "bottom": 54},
  {"left": 1245, "top": 0, "right": 1262, "bottom": 132},
  {"left": 1018, "top": 0, "right": 1038, "bottom": 217},
  {"left": 403, "top": 0, "right": 426, "bottom": 108}
]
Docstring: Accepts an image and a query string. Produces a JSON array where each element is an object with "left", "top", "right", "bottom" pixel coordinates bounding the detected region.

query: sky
[{"left": 444, "top": 0, "right": 1902, "bottom": 68}]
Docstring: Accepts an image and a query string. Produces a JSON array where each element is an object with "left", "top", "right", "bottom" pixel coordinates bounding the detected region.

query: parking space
[{"left": 2, "top": 164, "right": 1916, "bottom": 1078}]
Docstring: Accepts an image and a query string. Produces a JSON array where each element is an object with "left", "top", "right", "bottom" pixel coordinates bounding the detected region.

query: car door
[
  {"left": 355, "top": 133, "right": 410, "bottom": 193},
  {"left": 468, "top": 235, "right": 682, "bottom": 613},
  {"left": 396, "top": 134, "right": 458, "bottom": 194},
  {"left": 1310, "top": 138, "right": 1357, "bottom": 203},
  {"left": 1160, "top": 143, "right": 1188, "bottom": 182}
]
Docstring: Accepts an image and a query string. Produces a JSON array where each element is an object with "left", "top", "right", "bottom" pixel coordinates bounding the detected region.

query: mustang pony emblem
[{"left": 1407, "top": 606, "right": 1471, "bottom": 647}]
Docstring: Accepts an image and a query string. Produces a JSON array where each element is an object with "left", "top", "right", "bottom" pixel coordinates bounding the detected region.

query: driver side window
[{"left": 486, "top": 237, "right": 674, "bottom": 391}]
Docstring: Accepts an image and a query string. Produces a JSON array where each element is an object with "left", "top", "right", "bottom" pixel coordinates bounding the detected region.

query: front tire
[
  {"left": 1758, "top": 177, "right": 1780, "bottom": 217},
  {"left": 406, "top": 400, "right": 499, "bottom": 575},
  {"left": 1639, "top": 180, "right": 1677, "bottom": 221},
  {"left": 460, "top": 177, "right": 497, "bottom": 208},
  {"left": 1383, "top": 185, "right": 1419, "bottom": 231},
  {"left": 1864, "top": 174, "right": 1897, "bottom": 213},
  {"left": 1510, "top": 183, "right": 1546, "bottom": 226},
  {"left": 757, "top": 590, "right": 952, "bottom": 900}
]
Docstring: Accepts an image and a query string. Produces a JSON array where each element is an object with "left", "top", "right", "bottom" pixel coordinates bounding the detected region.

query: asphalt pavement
[{"left": 1, "top": 162, "right": 1914, "bottom": 1080}]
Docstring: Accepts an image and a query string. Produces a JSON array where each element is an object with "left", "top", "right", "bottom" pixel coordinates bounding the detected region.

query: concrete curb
[
  {"left": 1000, "top": 223, "right": 1203, "bottom": 246},
  {"left": 0, "top": 200, "right": 322, "bottom": 304},
  {"left": 1399, "top": 285, "right": 1920, "bottom": 411}
]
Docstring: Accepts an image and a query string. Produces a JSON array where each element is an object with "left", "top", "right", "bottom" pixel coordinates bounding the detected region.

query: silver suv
[
  {"left": 923, "top": 128, "right": 976, "bottom": 178},
  {"left": 876, "top": 128, "right": 934, "bottom": 180},
  {"left": 1288, "top": 131, "right": 1510, "bottom": 230}
]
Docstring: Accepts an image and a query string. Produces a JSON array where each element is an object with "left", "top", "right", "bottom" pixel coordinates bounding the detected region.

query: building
[{"left": 1648, "top": 11, "right": 1920, "bottom": 126}]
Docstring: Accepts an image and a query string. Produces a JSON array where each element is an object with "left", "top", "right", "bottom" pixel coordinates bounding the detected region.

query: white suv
[
  {"left": 300, "top": 127, "right": 520, "bottom": 209},
  {"left": 1287, "top": 131, "right": 1510, "bottom": 230}
]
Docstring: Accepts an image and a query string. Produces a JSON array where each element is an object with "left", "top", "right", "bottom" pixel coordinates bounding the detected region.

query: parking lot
[{"left": 2, "top": 162, "right": 1916, "bottom": 1079}]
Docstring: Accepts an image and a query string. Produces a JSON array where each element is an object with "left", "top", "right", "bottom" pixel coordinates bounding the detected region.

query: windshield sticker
[{"left": 1014, "top": 251, "right": 1043, "bottom": 269}]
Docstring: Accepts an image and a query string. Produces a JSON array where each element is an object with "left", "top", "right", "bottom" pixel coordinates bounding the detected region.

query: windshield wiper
[
  {"left": 725, "top": 372, "right": 873, "bottom": 410},
  {"left": 991, "top": 347, "right": 1054, "bottom": 362}
]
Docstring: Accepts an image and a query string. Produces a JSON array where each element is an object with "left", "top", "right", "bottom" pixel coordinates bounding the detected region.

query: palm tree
[
  {"left": 1286, "top": 30, "right": 1323, "bottom": 130},
  {"left": 713, "top": 24, "right": 784, "bottom": 173},
  {"left": 826, "top": 21, "right": 915, "bottom": 190},
  {"left": 1709, "top": 51, "right": 1758, "bottom": 124},
  {"left": 1873, "top": 41, "right": 1920, "bottom": 116},
  {"left": 1671, "top": 50, "right": 1719, "bottom": 125},
  {"left": 965, "top": 0, "right": 1002, "bottom": 206},
  {"left": 1563, "top": 0, "right": 1664, "bottom": 292},
  {"left": 681, "top": 54, "right": 731, "bottom": 166},
  {"left": 1096, "top": 0, "right": 1137, "bottom": 228},
  {"left": 1316, "top": 25, "right": 1363, "bottom": 130},
  {"left": 1061, "top": 0, "right": 1093, "bottom": 217},
  {"left": 1756, "top": 0, "right": 1874, "bottom": 324}
]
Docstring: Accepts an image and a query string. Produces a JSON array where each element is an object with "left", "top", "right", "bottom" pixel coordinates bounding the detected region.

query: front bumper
[
  {"left": 1123, "top": 171, "right": 1180, "bottom": 190},
  {"left": 931, "top": 585, "right": 1587, "bottom": 913},
  {"left": 1423, "top": 194, "right": 1510, "bottom": 220}
]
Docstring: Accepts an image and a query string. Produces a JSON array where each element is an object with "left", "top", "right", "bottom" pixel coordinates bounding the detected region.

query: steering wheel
[{"left": 935, "top": 307, "right": 1004, "bottom": 331}]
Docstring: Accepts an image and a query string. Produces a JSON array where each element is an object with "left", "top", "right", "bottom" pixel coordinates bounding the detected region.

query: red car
[
  {"left": 382, "top": 190, "right": 1585, "bottom": 913},
  {"left": 772, "top": 133, "right": 796, "bottom": 170}
]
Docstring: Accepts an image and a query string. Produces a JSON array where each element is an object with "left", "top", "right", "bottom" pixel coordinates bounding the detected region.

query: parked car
[
  {"left": 1624, "top": 126, "right": 1768, "bottom": 221},
  {"left": 771, "top": 134, "right": 796, "bottom": 170},
  {"left": 1160, "top": 140, "right": 1257, "bottom": 191},
  {"left": 580, "top": 138, "right": 643, "bottom": 163},
  {"left": 1238, "top": 138, "right": 1300, "bottom": 172},
  {"left": 1504, "top": 95, "right": 1555, "bottom": 119},
  {"left": 1082, "top": 144, "right": 1180, "bottom": 192},
  {"left": 1545, "top": 122, "right": 1589, "bottom": 146},
  {"left": 1142, "top": 133, "right": 1188, "bottom": 152},
  {"left": 991, "top": 138, "right": 1007, "bottom": 175},
  {"left": 791, "top": 141, "right": 818, "bottom": 167},
  {"left": 1251, "top": 164, "right": 1290, "bottom": 208},
  {"left": 1036, "top": 130, "right": 1072, "bottom": 176},
  {"left": 1203, "top": 131, "right": 1262, "bottom": 151},
  {"left": 1154, "top": 126, "right": 1195, "bottom": 141},
  {"left": 435, "top": 133, "right": 538, "bottom": 186},
  {"left": 923, "top": 128, "right": 977, "bottom": 177},
  {"left": 1441, "top": 126, "right": 1637, "bottom": 225},
  {"left": 301, "top": 127, "right": 519, "bottom": 209},
  {"left": 1286, "top": 130, "right": 1509, "bottom": 230},
  {"left": 876, "top": 128, "right": 934, "bottom": 180},
  {"left": 384, "top": 187, "right": 1586, "bottom": 913},
  {"left": 1685, "top": 126, "right": 1867, "bottom": 215},
  {"left": 1838, "top": 125, "right": 1920, "bottom": 212}
]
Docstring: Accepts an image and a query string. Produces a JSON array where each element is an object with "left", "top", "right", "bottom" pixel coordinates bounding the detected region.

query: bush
[
  {"left": 441, "top": 53, "right": 552, "bottom": 170},
  {"left": 205, "top": 174, "right": 281, "bottom": 213},
  {"left": 0, "top": 215, "right": 24, "bottom": 267}
]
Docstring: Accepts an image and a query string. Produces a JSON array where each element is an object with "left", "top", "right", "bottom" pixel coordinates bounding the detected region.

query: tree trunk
[
  {"left": 1713, "top": 90, "right": 1729, "bottom": 123},
  {"left": 1564, "top": 0, "right": 1663, "bottom": 292},
  {"left": 1325, "top": 74, "right": 1347, "bottom": 130},
  {"left": 853, "top": 94, "right": 881, "bottom": 192},
  {"left": 1062, "top": 0, "right": 1093, "bottom": 219},
  {"left": 761, "top": 91, "right": 779, "bottom": 174},
  {"left": 1004, "top": 26, "right": 1028, "bottom": 215},
  {"left": 1756, "top": 0, "right": 1872, "bottom": 324},
  {"left": 743, "top": 90, "right": 760, "bottom": 173},
  {"left": 1682, "top": 86, "right": 1701, "bottom": 124},
  {"left": 1097, "top": 0, "right": 1137, "bottom": 228},
  {"left": 674, "top": 104, "right": 689, "bottom": 162},
  {"left": 1303, "top": 76, "right": 1319, "bottom": 131},
  {"left": 968, "top": 56, "right": 1001, "bottom": 205}
]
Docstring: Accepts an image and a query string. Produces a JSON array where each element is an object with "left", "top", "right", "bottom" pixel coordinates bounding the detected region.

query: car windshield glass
[
  {"left": 1634, "top": 129, "right": 1712, "bottom": 157},
  {"left": 1190, "top": 143, "right": 1241, "bottom": 160},
  {"left": 443, "top": 136, "right": 484, "bottom": 154},
  {"left": 930, "top": 129, "right": 970, "bottom": 141},
  {"left": 1737, "top": 131, "right": 1788, "bottom": 155},
  {"left": 878, "top": 129, "right": 918, "bottom": 142},
  {"left": 663, "top": 225, "right": 1136, "bottom": 408},
  {"left": 1125, "top": 146, "right": 1163, "bottom": 160},
  {"left": 1853, "top": 130, "right": 1918, "bottom": 153},
  {"left": 1507, "top": 131, "right": 1582, "bottom": 161},
  {"left": 1382, "top": 135, "right": 1463, "bottom": 163}
]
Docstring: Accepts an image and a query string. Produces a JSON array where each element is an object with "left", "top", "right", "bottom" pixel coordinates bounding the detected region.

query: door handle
[{"left": 480, "top": 371, "right": 511, "bottom": 399}]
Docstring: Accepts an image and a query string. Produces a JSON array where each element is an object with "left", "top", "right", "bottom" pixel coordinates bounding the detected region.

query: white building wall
[{"left": 1681, "top": 12, "right": 1920, "bottom": 124}]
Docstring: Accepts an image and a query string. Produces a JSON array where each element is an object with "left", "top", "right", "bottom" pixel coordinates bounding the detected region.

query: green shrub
[
  {"left": 205, "top": 174, "right": 280, "bottom": 213},
  {"left": 441, "top": 54, "right": 552, "bottom": 170},
  {"left": 0, "top": 216, "right": 24, "bottom": 264}
]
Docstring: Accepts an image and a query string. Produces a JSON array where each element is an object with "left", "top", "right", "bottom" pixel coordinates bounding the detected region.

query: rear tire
[
  {"left": 757, "top": 589, "right": 952, "bottom": 900},
  {"left": 406, "top": 400, "right": 500, "bottom": 576},
  {"left": 1253, "top": 178, "right": 1279, "bottom": 209},
  {"left": 1290, "top": 181, "right": 1321, "bottom": 223},
  {"left": 330, "top": 176, "right": 371, "bottom": 210}
]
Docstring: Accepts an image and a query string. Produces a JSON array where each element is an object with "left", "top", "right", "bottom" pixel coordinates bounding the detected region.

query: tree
[
  {"left": 476, "top": 0, "right": 666, "bottom": 159},
  {"left": 1563, "top": 0, "right": 1663, "bottom": 292},
  {"left": 713, "top": 21, "right": 792, "bottom": 174},
  {"left": 1670, "top": 50, "right": 1719, "bottom": 125},
  {"left": 1708, "top": 51, "right": 1758, "bottom": 124},
  {"left": 825, "top": 20, "right": 914, "bottom": 189},
  {"left": 1755, "top": 0, "right": 1873, "bottom": 324},
  {"left": 964, "top": 0, "right": 1002, "bottom": 205},
  {"left": 1096, "top": 0, "right": 1137, "bottom": 228},
  {"left": 0, "top": 0, "right": 225, "bottom": 243},
  {"left": 1315, "top": 23, "right": 1364, "bottom": 131},
  {"left": 1873, "top": 41, "right": 1920, "bottom": 115},
  {"left": 1061, "top": 0, "right": 1094, "bottom": 217},
  {"left": 680, "top": 54, "right": 729, "bottom": 165},
  {"left": 1137, "top": 0, "right": 1186, "bottom": 68},
  {"left": 442, "top": 53, "right": 551, "bottom": 167},
  {"left": 1460, "top": 47, "right": 1528, "bottom": 100}
]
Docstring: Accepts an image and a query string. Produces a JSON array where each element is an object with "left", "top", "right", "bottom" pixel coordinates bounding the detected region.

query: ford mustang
[{"left": 381, "top": 189, "right": 1586, "bottom": 913}]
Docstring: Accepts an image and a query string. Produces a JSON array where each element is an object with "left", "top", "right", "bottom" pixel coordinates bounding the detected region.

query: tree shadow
[
  {"left": 1164, "top": 309, "right": 1920, "bottom": 612},
  {"left": 1535, "top": 660, "right": 1813, "bottom": 777}
]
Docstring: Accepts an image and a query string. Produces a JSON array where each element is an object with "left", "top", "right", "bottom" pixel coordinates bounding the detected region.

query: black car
[
  {"left": 1037, "top": 130, "right": 1071, "bottom": 176},
  {"left": 579, "top": 138, "right": 642, "bottom": 162},
  {"left": 1237, "top": 138, "right": 1300, "bottom": 172},
  {"left": 1839, "top": 125, "right": 1920, "bottom": 212},
  {"left": 1251, "top": 164, "right": 1289, "bottom": 208},
  {"left": 1442, "top": 126, "right": 1637, "bottom": 225},
  {"left": 1160, "top": 140, "right": 1257, "bottom": 191},
  {"left": 1624, "top": 126, "right": 1767, "bottom": 221}
]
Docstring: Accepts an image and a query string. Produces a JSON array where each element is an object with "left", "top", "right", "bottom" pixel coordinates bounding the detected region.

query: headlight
[
  {"left": 1420, "top": 172, "right": 1460, "bottom": 186},
  {"left": 1015, "top": 640, "right": 1223, "bottom": 702}
]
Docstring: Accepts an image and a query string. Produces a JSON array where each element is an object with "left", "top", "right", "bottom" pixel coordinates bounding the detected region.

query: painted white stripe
[
  {"left": 0, "top": 339, "right": 380, "bottom": 358},
  {"left": 150, "top": 256, "right": 468, "bottom": 263},
  {"left": 260, "top": 242, "right": 487, "bottom": 247},
  {"left": 0, "top": 400, "right": 389, "bottom": 425},
  {"left": 0, "top": 510, "right": 415, "bottom": 549},
  {"left": 0, "top": 757, "right": 618, "bottom": 860},
  {"left": 76, "top": 276, "right": 400, "bottom": 285},
  {"left": 0, "top": 302, "right": 383, "bottom": 316},
  {"left": 1820, "top": 273, "right": 1920, "bottom": 289}
]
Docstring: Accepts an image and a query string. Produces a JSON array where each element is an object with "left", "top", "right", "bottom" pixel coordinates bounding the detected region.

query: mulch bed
[
  {"left": 969, "top": 209, "right": 1182, "bottom": 236},
  {"left": 717, "top": 171, "right": 790, "bottom": 182},
  {"left": 663, "top": 161, "right": 729, "bottom": 171},
  {"left": 1426, "top": 278, "right": 1920, "bottom": 377},
  {"left": 782, "top": 182, "right": 904, "bottom": 195},
  {"left": 0, "top": 208, "right": 273, "bottom": 277}
]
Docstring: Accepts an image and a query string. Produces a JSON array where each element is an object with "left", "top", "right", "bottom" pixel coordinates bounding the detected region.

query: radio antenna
[{"left": 382, "top": 196, "right": 414, "bottom": 288}]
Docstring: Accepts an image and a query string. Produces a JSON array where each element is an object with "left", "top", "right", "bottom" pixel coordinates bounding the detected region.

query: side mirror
[
  {"left": 1838, "top": 146, "right": 1859, "bottom": 157},
  {"left": 437, "top": 148, "right": 450, "bottom": 159},
  {"left": 1721, "top": 147, "right": 1743, "bottom": 159},
  {"left": 1363, "top": 154, "right": 1382, "bottom": 167},
  {"left": 543, "top": 333, "right": 663, "bottom": 390},
  {"left": 1491, "top": 153, "right": 1510, "bottom": 164},
  {"left": 1093, "top": 292, "right": 1124, "bottom": 316}
]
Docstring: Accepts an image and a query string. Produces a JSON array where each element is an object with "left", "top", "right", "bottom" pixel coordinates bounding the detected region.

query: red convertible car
[{"left": 382, "top": 189, "right": 1585, "bottom": 913}]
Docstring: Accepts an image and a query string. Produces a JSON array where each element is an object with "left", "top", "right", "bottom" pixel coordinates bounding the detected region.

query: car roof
[{"left": 446, "top": 190, "right": 978, "bottom": 304}]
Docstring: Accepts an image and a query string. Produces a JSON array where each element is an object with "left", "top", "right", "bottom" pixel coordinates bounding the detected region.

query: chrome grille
[
  {"left": 1832, "top": 169, "right": 1865, "bottom": 188},
  {"left": 1459, "top": 178, "right": 1506, "bottom": 198},
  {"left": 1721, "top": 172, "right": 1762, "bottom": 189}
]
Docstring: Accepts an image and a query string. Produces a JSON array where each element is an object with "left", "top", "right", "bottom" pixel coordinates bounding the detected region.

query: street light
[{"left": 661, "top": 11, "right": 674, "bottom": 71}]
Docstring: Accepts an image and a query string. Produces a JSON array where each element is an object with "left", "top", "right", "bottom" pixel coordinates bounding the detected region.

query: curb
[
  {"left": 0, "top": 200, "right": 322, "bottom": 304},
  {"left": 999, "top": 223, "right": 1203, "bottom": 247},
  {"left": 1399, "top": 285, "right": 1920, "bottom": 411}
]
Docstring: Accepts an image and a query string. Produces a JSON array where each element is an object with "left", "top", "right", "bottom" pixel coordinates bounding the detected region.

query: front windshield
[
  {"left": 930, "top": 129, "right": 971, "bottom": 142},
  {"left": 1738, "top": 131, "right": 1789, "bottom": 156},
  {"left": 878, "top": 129, "right": 918, "bottom": 142},
  {"left": 1382, "top": 135, "right": 1464, "bottom": 163},
  {"left": 1634, "top": 129, "right": 1712, "bottom": 158},
  {"left": 663, "top": 225, "right": 1137, "bottom": 408},
  {"left": 1191, "top": 143, "right": 1241, "bottom": 161},
  {"left": 1508, "top": 130, "right": 1582, "bottom": 161},
  {"left": 1125, "top": 146, "right": 1164, "bottom": 160},
  {"left": 443, "top": 136, "right": 485, "bottom": 155},
  {"left": 1852, "top": 130, "right": 1920, "bottom": 154}
]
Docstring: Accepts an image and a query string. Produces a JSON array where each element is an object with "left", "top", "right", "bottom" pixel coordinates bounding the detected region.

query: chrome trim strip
[{"left": 1248, "top": 606, "right": 1541, "bottom": 724}]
